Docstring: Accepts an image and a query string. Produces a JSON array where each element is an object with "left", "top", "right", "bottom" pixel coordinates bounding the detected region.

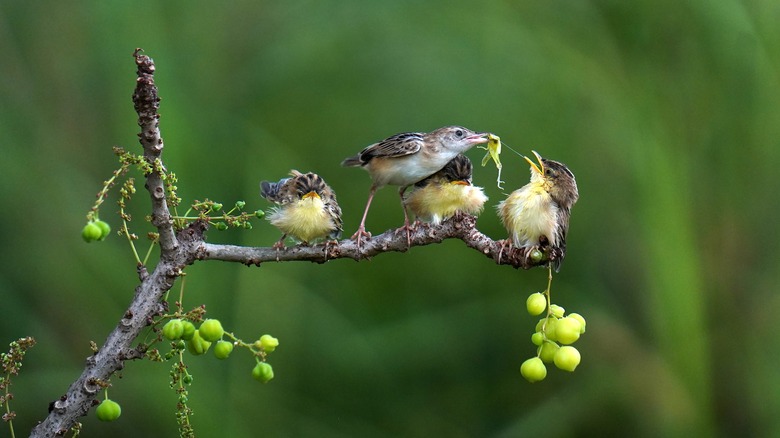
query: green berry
[
  {"left": 212, "top": 203, "right": 223, "bottom": 211},
  {"left": 538, "top": 341, "right": 560, "bottom": 363},
  {"left": 258, "top": 334, "right": 279, "bottom": 352},
  {"left": 531, "top": 332, "right": 544, "bottom": 346},
  {"left": 255, "top": 210, "right": 266, "bottom": 219},
  {"left": 529, "top": 249, "right": 544, "bottom": 263},
  {"left": 186, "top": 331, "right": 211, "bottom": 355},
  {"left": 568, "top": 313, "right": 586, "bottom": 334},
  {"left": 214, "top": 222, "right": 228, "bottom": 231},
  {"left": 213, "top": 340, "right": 234, "bottom": 359},
  {"left": 94, "top": 220, "right": 111, "bottom": 240},
  {"left": 526, "top": 292, "right": 546, "bottom": 316},
  {"left": 96, "top": 399, "right": 122, "bottom": 422},
  {"left": 199, "top": 319, "right": 224, "bottom": 342},
  {"left": 181, "top": 321, "right": 196, "bottom": 340},
  {"left": 235, "top": 200, "right": 246, "bottom": 209},
  {"left": 162, "top": 319, "right": 184, "bottom": 340},
  {"left": 520, "top": 357, "right": 547, "bottom": 383},
  {"left": 549, "top": 304, "right": 565, "bottom": 318},
  {"left": 555, "top": 317, "right": 582, "bottom": 345},
  {"left": 82, "top": 222, "right": 102, "bottom": 242},
  {"left": 542, "top": 317, "right": 558, "bottom": 342},
  {"left": 252, "top": 362, "right": 274, "bottom": 383},
  {"left": 554, "top": 346, "right": 581, "bottom": 371}
]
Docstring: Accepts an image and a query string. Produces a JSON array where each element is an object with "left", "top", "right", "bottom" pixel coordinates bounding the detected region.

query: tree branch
[
  {"left": 199, "top": 214, "right": 537, "bottom": 270},
  {"left": 30, "top": 49, "right": 187, "bottom": 438},
  {"left": 132, "top": 48, "right": 177, "bottom": 254},
  {"left": 30, "top": 49, "right": 539, "bottom": 437}
]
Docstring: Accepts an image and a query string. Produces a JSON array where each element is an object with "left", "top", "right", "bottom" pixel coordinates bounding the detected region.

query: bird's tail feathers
[{"left": 341, "top": 155, "right": 363, "bottom": 167}]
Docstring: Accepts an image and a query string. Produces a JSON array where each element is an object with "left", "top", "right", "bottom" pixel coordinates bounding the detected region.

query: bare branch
[
  {"left": 200, "top": 214, "right": 538, "bottom": 270},
  {"left": 132, "top": 48, "right": 177, "bottom": 254}
]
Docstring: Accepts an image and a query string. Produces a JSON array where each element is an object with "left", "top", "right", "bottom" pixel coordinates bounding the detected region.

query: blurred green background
[{"left": 2, "top": 1, "right": 779, "bottom": 437}]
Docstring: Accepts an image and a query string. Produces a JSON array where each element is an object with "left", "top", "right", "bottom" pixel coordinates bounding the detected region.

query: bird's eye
[
  {"left": 545, "top": 168, "right": 553, "bottom": 176},
  {"left": 455, "top": 129, "right": 464, "bottom": 137}
]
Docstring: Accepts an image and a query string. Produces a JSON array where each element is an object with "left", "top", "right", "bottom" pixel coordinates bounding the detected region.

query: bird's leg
[
  {"left": 273, "top": 234, "right": 287, "bottom": 262},
  {"left": 496, "top": 238, "right": 513, "bottom": 263},
  {"left": 351, "top": 186, "right": 376, "bottom": 253},
  {"left": 395, "top": 186, "right": 412, "bottom": 248},
  {"left": 272, "top": 235, "right": 287, "bottom": 250}
]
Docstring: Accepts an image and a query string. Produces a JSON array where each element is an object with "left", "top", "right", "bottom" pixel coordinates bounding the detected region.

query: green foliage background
[{"left": 1, "top": 1, "right": 779, "bottom": 436}]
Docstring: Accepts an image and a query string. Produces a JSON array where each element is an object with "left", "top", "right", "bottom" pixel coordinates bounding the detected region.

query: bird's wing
[
  {"left": 552, "top": 207, "right": 570, "bottom": 272},
  {"left": 260, "top": 177, "right": 296, "bottom": 204},
  {"left": 359, "top": 132, "right": 424, "bottom": 161}
]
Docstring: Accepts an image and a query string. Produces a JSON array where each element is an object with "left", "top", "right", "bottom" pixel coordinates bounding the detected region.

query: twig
[{"left": 200, "top": 215, "right": 536, "bottom": 269}]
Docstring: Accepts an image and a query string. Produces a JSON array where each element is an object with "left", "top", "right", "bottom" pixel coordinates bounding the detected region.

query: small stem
[
  {"left": 4, "top": 374, "right": 15, "bottom": 438},
  {"left": 121, "top": 216, "right": 142, "bottom": 265},
  {"left": 141, "top": 236, "right": 159, "bottom": 266},
  {"left": 178, "top": 277, "right": 186, "bottom": 311},
  {"left": 88, "top": 164, "right": 130, "bottom": 220}
]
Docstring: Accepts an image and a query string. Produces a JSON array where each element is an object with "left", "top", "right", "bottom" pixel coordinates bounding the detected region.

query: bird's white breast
[{"left": 500, "top": 185, "right": 560, "bottom": 248}]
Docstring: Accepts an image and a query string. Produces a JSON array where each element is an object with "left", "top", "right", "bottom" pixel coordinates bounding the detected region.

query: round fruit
[
  {"left": 526, "top": 293, "right": 546, "bottom": 316},
  {"left": 529, "top": 249, "right": 544, "bottom": 263},
  {"left": 186, "top": 331, "right": 211, "bottom": 355},
  {"left": 162, "top": 319, "right": 184, "bottom": 340},
  {"left": 259, "top": 334, "right": 279, "bottom": 352},
  {"left": 549, "top": 304, "right": 565, "bottom": 318},
  {"left": 199, "top": 319, "right": 224, "bottom": 342},
  {"left": 94, "top": 220, "right": 111, "bottom": 240},
  {"left": 213, "top": 340, "right": 234, "bottom": 360},
  {"left": 542, "top": 317, "right": 558, "bottom": 342},
  {"left": 252, "top": 362, "right": 274, "bottom": 383},
  {"left": 95, "top": 399, "right": 121, "bottom": 422},
  {"left": 181, "top": 321, "right": 196, "bottom": 340},
  {"left": 531, "top": 332, "right": 544, "bottom": 346},
  {"left": 520, "top": 357, "right": 547, "bottom": 382},
  {"left": 82, "top": 222, "right": 102, "bottom": 242},
  {"left": 568, "top": 313, "right": 587, "bottom": 333},
  {"left": 555, "top": 317, "right": 582, "bottom": 345},
  {"left": 554, "top": 346, "right": 581, "bottom": 371},
  {"left": 538, "top": 341, "right": 560, "bottom": 363}
]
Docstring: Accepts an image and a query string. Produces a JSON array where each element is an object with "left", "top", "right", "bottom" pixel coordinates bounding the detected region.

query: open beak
[
  {"left": 301, "top": 191, "right": 321, "bottom": 200},
  {"left": 467, "top": 132, "right": 489, "bottom": 145},
  {"left": 523, "top": 150, "right": 545, "bottom": 176}
]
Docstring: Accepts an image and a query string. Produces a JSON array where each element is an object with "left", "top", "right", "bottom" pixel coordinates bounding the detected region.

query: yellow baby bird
[
  {"left": 405, "top": 154, "right": 488, "bottom": 225},
  {"left": 260, "top": 171, "right": 343, "bottom": 248},
  {"left": 497, "top": 151, "right": 578, "bottom": 271}
]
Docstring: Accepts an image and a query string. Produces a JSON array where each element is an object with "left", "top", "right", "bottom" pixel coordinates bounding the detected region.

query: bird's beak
[
  {"left": 302, "top": 191, "right": 321, "bottom": 200},
  {"left": 451, "top": 180, "right": 470, "bottom": 186},
  {"left": 524, "top": 150, "right": 545, "bottom": 176},
  {"left": 467, "top": 132, "right": 489, "bottom": 145}
]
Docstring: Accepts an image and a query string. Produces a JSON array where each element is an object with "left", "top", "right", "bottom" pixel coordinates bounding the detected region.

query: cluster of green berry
[
  {"left": 520, "top": 291, "right": 586, "bottom": 382},
  {"left": 95, "top": 318, "right": 279, "bottom": 423},
  {"left": 161, "top": 318, "right": 277, "bottom": 383},
  {"left": 81, "top": 220, "right": 111, "bottom": 243}
]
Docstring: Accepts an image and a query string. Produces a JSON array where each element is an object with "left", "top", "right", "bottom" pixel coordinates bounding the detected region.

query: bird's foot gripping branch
[{"left": 25, "top": 48, "right": 582, "bottom": 437}]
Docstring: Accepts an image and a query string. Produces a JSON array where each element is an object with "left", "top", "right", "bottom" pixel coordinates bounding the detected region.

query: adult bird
[{"left": 342, "top": 126, "right": 488, "bottom": 252}]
